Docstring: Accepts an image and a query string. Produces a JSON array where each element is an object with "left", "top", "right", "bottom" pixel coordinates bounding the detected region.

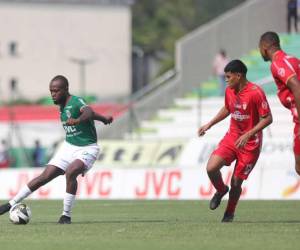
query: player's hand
[
  {"left": 66, "top": 118, "right": 80, "bottom": 126},
  {"left": 198, "top": 124, "right": 210, "bottom": 137},
  {"left": 235, "top": 132, "right": 251, "bottom": 148},
  {"left": 103, "top": 116, "right": 113, "bottom": 125}
]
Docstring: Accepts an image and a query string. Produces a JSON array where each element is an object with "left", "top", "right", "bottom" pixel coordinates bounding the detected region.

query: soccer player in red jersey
[
  {"left": 259, "top": 31, "right": 300, "bottom": 176},
  {"left": 198, "top": 60, "right": 272, "bottom": 222}
]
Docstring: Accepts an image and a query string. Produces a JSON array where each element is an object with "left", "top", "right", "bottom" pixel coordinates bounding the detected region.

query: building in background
[{"left": 0, "top": 0, "right": 133, "bottom": 102}]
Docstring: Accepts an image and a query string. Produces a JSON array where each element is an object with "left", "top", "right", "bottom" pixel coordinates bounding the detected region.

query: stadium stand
[
  {"left": 125, "top": 34, "right": 300, "bottom": 141},
  {"left": 102, "top": 0, "right": 287, "bottom": 139}
]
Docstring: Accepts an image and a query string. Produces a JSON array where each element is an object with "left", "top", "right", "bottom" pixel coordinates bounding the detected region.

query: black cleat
[
  {"left": 0, "top": 203, "right": 11, "bottom": 215},
  {"left": 209, "top": 185, "right": 229, "bottom": 210},
  {"left": 58, "top": 215, "right": 71, "bottom": 224},
  {"left": 221, "top": 212, "right": 234, "bottom": 223}
]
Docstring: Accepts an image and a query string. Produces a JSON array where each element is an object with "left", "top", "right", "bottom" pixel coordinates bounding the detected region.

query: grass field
[{"left": 0, "top": 200, "right": 299, "bottom": 250}]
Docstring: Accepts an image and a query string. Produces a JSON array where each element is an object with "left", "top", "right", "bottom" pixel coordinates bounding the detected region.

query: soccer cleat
[
  {"left": 58, "top": 215, "right": 71, "bottom": 224},
  {"left": 221, "top": 212, "right": 234, "bottom": 223},
  {"left": 209, "top": 185, "right": 229, "bottom": 210},
  {"left": 0, "top": 203, "right": 11, "bottom": 215}
]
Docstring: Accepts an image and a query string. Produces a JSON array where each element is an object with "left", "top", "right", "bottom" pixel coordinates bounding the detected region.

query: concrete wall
[
  {"left": 177, "top": 0, "right": 286, "bottom": 94},
  {"left": 0, "top": 2, "right": 131, "bottom": 101}
]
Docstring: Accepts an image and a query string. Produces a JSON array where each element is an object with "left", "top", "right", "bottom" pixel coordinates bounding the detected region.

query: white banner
[
  {"left": 0, "top": 165, "right": 299, "bottom": 200},
  {"left": 178, "top": 137, "right": 294, "bottom": 168},
  {"left": 0, "top": 137, "right": 298, "bottom": 200}
]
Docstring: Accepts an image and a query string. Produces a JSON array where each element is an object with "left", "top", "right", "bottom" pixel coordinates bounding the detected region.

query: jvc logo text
[{"left": 63, "top": 125, "right": 77, "bottom": 133}]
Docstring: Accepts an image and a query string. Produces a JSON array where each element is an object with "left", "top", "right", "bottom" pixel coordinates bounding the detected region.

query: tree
[{"left": 132, "top": 0, "right": 246, "bottom": 79}]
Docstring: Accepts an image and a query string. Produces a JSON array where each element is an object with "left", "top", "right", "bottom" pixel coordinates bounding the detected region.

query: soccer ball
[{"left": 9, "top": 203, "right": 32, "bottom": 224}]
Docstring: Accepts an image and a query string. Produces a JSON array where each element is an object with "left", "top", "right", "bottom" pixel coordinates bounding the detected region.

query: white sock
[
  {"left": 62, "top": 193, "right": 76, "bottom": 217},
  {"left": 9, "top": 185, "right": 32, "bottom": 206}
]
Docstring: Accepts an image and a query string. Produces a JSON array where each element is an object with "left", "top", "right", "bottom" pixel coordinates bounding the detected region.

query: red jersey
[
  {"left": 225, "top": 82, "right": 271, "bottom": 143},
  {"left": 270, "top": 50, "right": 300, "bottom": 123}
]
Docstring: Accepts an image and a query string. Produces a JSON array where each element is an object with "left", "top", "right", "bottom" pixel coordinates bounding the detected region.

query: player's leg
[
  {"left": 222, "top": 148, "right": 259, "bottom": 222},
  {"left": 206, "top": 154, "right": 230, "bottom": 210},
  {"left": 207, "top": 139, "right": 236, "bottom": 210},
  {"left": 65, "top": 159, "right": 85, "bottom": 194},
  {"left": 0, "top": 165, "right": 64, "bottom": 215},
  {"left": 222, "top": 176, "right": 243, "bottom": 223},
  {"left": 207, "top": 154, "right": 227, "bottom": 193},
  {"left": 58, "top": 144, "right": 100, "bottom": 224},
  {"left": 58, "top": 159, "right": 86, "bottom": 224},
  {"left": 27, "top": 165, "right": 65, "bottom": 192}
]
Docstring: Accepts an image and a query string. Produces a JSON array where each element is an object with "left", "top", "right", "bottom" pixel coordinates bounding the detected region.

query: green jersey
[{"left": 60, "top": 95, "right": 97, "bottom": 146}]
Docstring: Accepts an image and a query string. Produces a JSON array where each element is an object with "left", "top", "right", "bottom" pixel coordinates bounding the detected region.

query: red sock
[
  {"left": 214, "top": 177, "right": 226, "bottom": 193},
  {"left": 225, "top": 197, "right": 239, "bottom": 215}
]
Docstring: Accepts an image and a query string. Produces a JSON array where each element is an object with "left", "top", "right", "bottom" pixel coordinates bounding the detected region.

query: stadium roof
[{"left": 0, "top": 0, "right": 134, "bottom": 5}]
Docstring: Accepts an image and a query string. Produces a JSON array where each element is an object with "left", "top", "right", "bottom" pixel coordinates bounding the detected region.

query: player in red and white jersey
[
  {"left": 198, "top": 60, "right": 272, "bottom": 222},
  {"left": 259, "top": 31, "right": 300, "bottom": 176}
]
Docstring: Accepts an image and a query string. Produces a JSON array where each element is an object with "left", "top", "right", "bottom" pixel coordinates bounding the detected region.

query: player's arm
[
  {"left": 92, "top": 111, "right": 113, "bottom": 125},
  {"left": 65, "top": 106, "right": 94, "bottom": 125},
  {"left": 66, "top": 106, "right": 113, "bottom": 125},
  {"left": 198, "top": 106, "right": 230, "bottom": 136},
  {"left": 235, "top": 113, "right": 273, "bottom": 148},
  {"left": 287, "top": 75, "right": 300, "bottom": 123}
]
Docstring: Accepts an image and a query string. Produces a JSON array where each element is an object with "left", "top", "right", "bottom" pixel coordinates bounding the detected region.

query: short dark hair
[
  {"left": 50, "top": 75, "right": 69, "bottom": 88},
  {"left": 260, "top": 31, "right": 280, "bottom": 47},
  {"left": 224, "top": 60, "right": 247, "bottom": 75}
]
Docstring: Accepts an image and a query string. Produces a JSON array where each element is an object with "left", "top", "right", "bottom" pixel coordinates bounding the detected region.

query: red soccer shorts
[
  {"left": 293, "top": 123, "right": 300, "bottom": 155},
  {"left": 212, "top": 134, "right": 261, "bottom": 180}
]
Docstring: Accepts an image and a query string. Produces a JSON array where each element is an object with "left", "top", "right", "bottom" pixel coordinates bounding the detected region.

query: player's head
[
  {"left": 224, "top": 59, "right": 247, "bottom": 89},
  {"left": 259, "top": 31, "right": 280, "bottom": 61},
  {"left": 49, "top": 75, "right": 69, "bottom": 105}
]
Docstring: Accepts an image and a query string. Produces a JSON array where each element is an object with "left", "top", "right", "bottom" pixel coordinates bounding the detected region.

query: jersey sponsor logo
[
  {"left": 231, "top": 111, "right": 250, "bottom": 121},
  {"left": 278, "top": 68, "right": 285, "bottom": 77},
  {"left": 63, "top": 125, "right": 77, "bottom": 133},
  {"left": 66, "top": 131, "right": 83, "bottom": 137}
]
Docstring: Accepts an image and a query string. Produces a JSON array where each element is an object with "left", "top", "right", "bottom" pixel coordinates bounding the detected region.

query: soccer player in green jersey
[{"left": 0, "top": 75, "right": 113, "bottom": 224}]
